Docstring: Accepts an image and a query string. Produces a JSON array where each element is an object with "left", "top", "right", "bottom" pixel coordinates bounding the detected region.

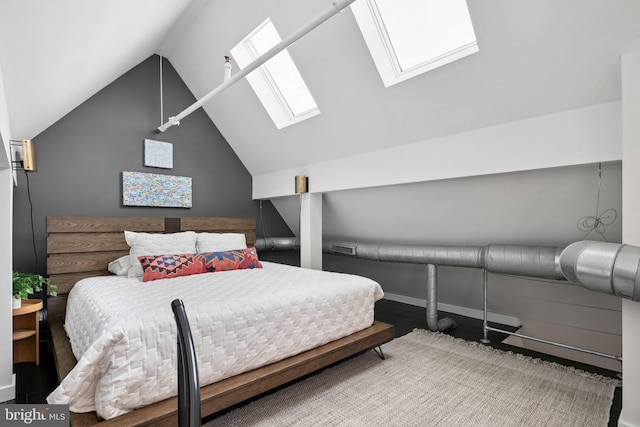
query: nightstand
[{"left": 12, "top": 299, "right": 43, "bottom": 365}]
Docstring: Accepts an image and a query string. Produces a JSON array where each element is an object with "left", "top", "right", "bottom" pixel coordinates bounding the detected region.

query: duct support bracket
[
  {"left": 480, "top": 270, "right": 621, "bottom": 362},
  {"left": 480, "top": 269, "right": 491, "bottom": 344}
]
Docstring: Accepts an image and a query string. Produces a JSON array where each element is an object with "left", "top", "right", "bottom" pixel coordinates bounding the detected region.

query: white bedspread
[{"left": 46, "top": 262, "right": 384, "bottom": 420}]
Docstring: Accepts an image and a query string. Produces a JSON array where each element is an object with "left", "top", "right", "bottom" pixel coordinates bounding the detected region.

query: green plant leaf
[{"left": 12, "top": 271, "right": 57, "bottom": 299}]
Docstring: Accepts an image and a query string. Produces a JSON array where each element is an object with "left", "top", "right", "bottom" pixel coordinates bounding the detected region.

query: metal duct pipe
[
  {"left": 320, "top": 240, "right": 640, "bottom": 297},
  {"left": 321, "top": 240, "right": 640, "bottom": 299},
  {"left": 559, "top": 241, "right": 640, "bottom": 301},
  {"left": 323, "top": 240, "right": 564, "bottom": 280},
  {"left": 254, "top": 237, "right": 298, "bottom": 251},
  {"left": 377, "top": 244, "right": 484, "bottom": 268},
  {"left": 481, "top": 244, "right": 564, "bottom": 280},
  {"left": 324, "top": 240, "right": 484, "bottom": 267},
  {"left": 426, "top": 264, "right": 457, "bottom": 331}
]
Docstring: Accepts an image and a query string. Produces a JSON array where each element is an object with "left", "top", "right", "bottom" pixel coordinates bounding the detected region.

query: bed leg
[{"left": 373, "top": 345, "right": 385, "bottom": 360}]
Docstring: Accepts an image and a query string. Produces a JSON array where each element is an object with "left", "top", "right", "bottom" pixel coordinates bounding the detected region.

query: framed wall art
[
  {"left": 144, "top": 139, "right": 173, "bottom": 169},
  {"left": 122, "top": 171, "right": 192, "bottom": 208}
]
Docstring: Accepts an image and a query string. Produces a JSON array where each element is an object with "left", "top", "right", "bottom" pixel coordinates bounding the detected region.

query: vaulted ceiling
[
  {"left": 2, "top": 0, "right": 639, "bottom": 178},
  {"left": 1, "top": 0, "right": 638, "bottom": 245}
]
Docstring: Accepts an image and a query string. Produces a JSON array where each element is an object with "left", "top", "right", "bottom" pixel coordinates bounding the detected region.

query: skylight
[
  {"left": 230, "top": 19, "right": 320, "bottom": 129},
  {"left": 352, "top": 0, "right": 478, "bottom": 87}
]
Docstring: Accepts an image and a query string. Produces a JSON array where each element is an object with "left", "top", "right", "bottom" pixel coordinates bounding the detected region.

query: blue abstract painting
[{"left": 122, "top": 171, "right": 192, "bottom": 208}]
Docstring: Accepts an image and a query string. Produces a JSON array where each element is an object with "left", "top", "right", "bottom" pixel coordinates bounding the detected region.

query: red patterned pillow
[
  {"left": 138, "top": 254, "right": 204, "bottom": 282},
  {"left": 197, "top": 247, "right": 263, "bottom": 273}
]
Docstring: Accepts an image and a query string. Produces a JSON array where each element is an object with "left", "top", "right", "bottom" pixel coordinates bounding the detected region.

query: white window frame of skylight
[
  {"left": 230, "top": 18, "right": 320, "bottom": 130},
  {"left": 351, "top": 0, "right": 479, "bottom": 88}
]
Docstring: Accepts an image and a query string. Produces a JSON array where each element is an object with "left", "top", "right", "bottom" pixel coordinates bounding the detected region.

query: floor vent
[{"left": 332, "top": 244, "right": 357, "bottom": 256}]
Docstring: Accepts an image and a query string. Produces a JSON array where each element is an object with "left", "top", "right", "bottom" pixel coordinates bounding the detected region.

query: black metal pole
[{"left": 171, "top": 299, "right": 201, "bottom": 427}]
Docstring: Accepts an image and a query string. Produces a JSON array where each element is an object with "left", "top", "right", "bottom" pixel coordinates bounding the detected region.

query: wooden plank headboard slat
[
  {"left": 179, "top": 217, "right": 255, "bottom": 232},
  {"left": 47, "top": 232, "right": 129, "bottom": 254},
  {"left": 179, "top": 217, "right": 256, "bottom": 245},
  {"left": 49, "top": 272, "right": 112, "bottom": 294},
  {"left": 245, "top": 230, "right": 257, "bottom": 246},
  {"left": 47, "top": 216, "right": 165, "bottom": 233},
  {"left": 47, "top": 251, "right": 128, "bottom": 275}
]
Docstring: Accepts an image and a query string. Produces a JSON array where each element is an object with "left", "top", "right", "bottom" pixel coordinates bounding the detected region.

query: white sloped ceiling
[
  {"left": 0, "top": 0, "right": 195, "bottom": 139},
  {"left": 164, "top": 0, "right": 640, "bottom": 177}
]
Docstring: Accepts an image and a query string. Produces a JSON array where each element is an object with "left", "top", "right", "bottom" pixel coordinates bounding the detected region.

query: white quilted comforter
[{"left": 47, "top": 262, "right": 384, "bottom": 420}]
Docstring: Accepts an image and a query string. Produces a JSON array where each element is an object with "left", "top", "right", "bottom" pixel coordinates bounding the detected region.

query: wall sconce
[
  {"left": 10, "top": 139, "right": 37, "bottom": 171},
  {"left": 224, "top": 56, "right": 232, "bottom": 82},
  {"left": 295, "top": 175, "right": 308, "bottom": 194}
]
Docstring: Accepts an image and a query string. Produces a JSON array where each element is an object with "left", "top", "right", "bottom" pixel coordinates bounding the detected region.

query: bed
[{"left": 45, "top": 216, "right": 394, "bottom": 426}]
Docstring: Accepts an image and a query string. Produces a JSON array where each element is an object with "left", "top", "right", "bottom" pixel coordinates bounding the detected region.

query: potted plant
[{"left": 12, "top": 272, "right": 57, "bottom": 309}]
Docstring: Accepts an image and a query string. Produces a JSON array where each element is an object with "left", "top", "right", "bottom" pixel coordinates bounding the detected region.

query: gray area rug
[{"left": 204, "top": 329, "right": 619, "bottom": 426}]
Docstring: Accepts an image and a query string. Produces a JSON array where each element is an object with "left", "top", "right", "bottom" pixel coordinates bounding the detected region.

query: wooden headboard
[{"left": 46, "top": 216, "right": 256, "bottom": 318}]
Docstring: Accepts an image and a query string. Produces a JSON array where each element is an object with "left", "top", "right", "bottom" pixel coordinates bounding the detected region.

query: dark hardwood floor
[
  {"left": 9, "top": 299, "right": 622, "bottom": 426},
  {"left": 11, "top": 338, "right": 59, "bottom": 405}
]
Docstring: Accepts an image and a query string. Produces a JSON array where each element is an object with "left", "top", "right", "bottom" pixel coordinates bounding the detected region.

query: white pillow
[
  {"left": 196, "top": 232, "right": 247, "bottom": 253},
  {"left": 125, "top": 231, "right": 197, "bottom": 278},
  {"left": 108, "top": 255, "right": 131, "bottom": 276}
]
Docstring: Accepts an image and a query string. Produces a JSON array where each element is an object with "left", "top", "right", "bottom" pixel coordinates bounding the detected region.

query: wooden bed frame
[{"left": 46, "top": 215, "right": 394, "bottom": 426}]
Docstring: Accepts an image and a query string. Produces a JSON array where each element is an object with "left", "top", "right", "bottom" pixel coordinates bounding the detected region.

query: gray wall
[{"left": 12, "top": 55, "right": 292, "bottom": 274}]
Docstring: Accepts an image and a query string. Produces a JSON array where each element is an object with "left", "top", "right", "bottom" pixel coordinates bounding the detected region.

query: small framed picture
[{"left": 144, "top": 139, "right": 173, "bottom": 169}]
